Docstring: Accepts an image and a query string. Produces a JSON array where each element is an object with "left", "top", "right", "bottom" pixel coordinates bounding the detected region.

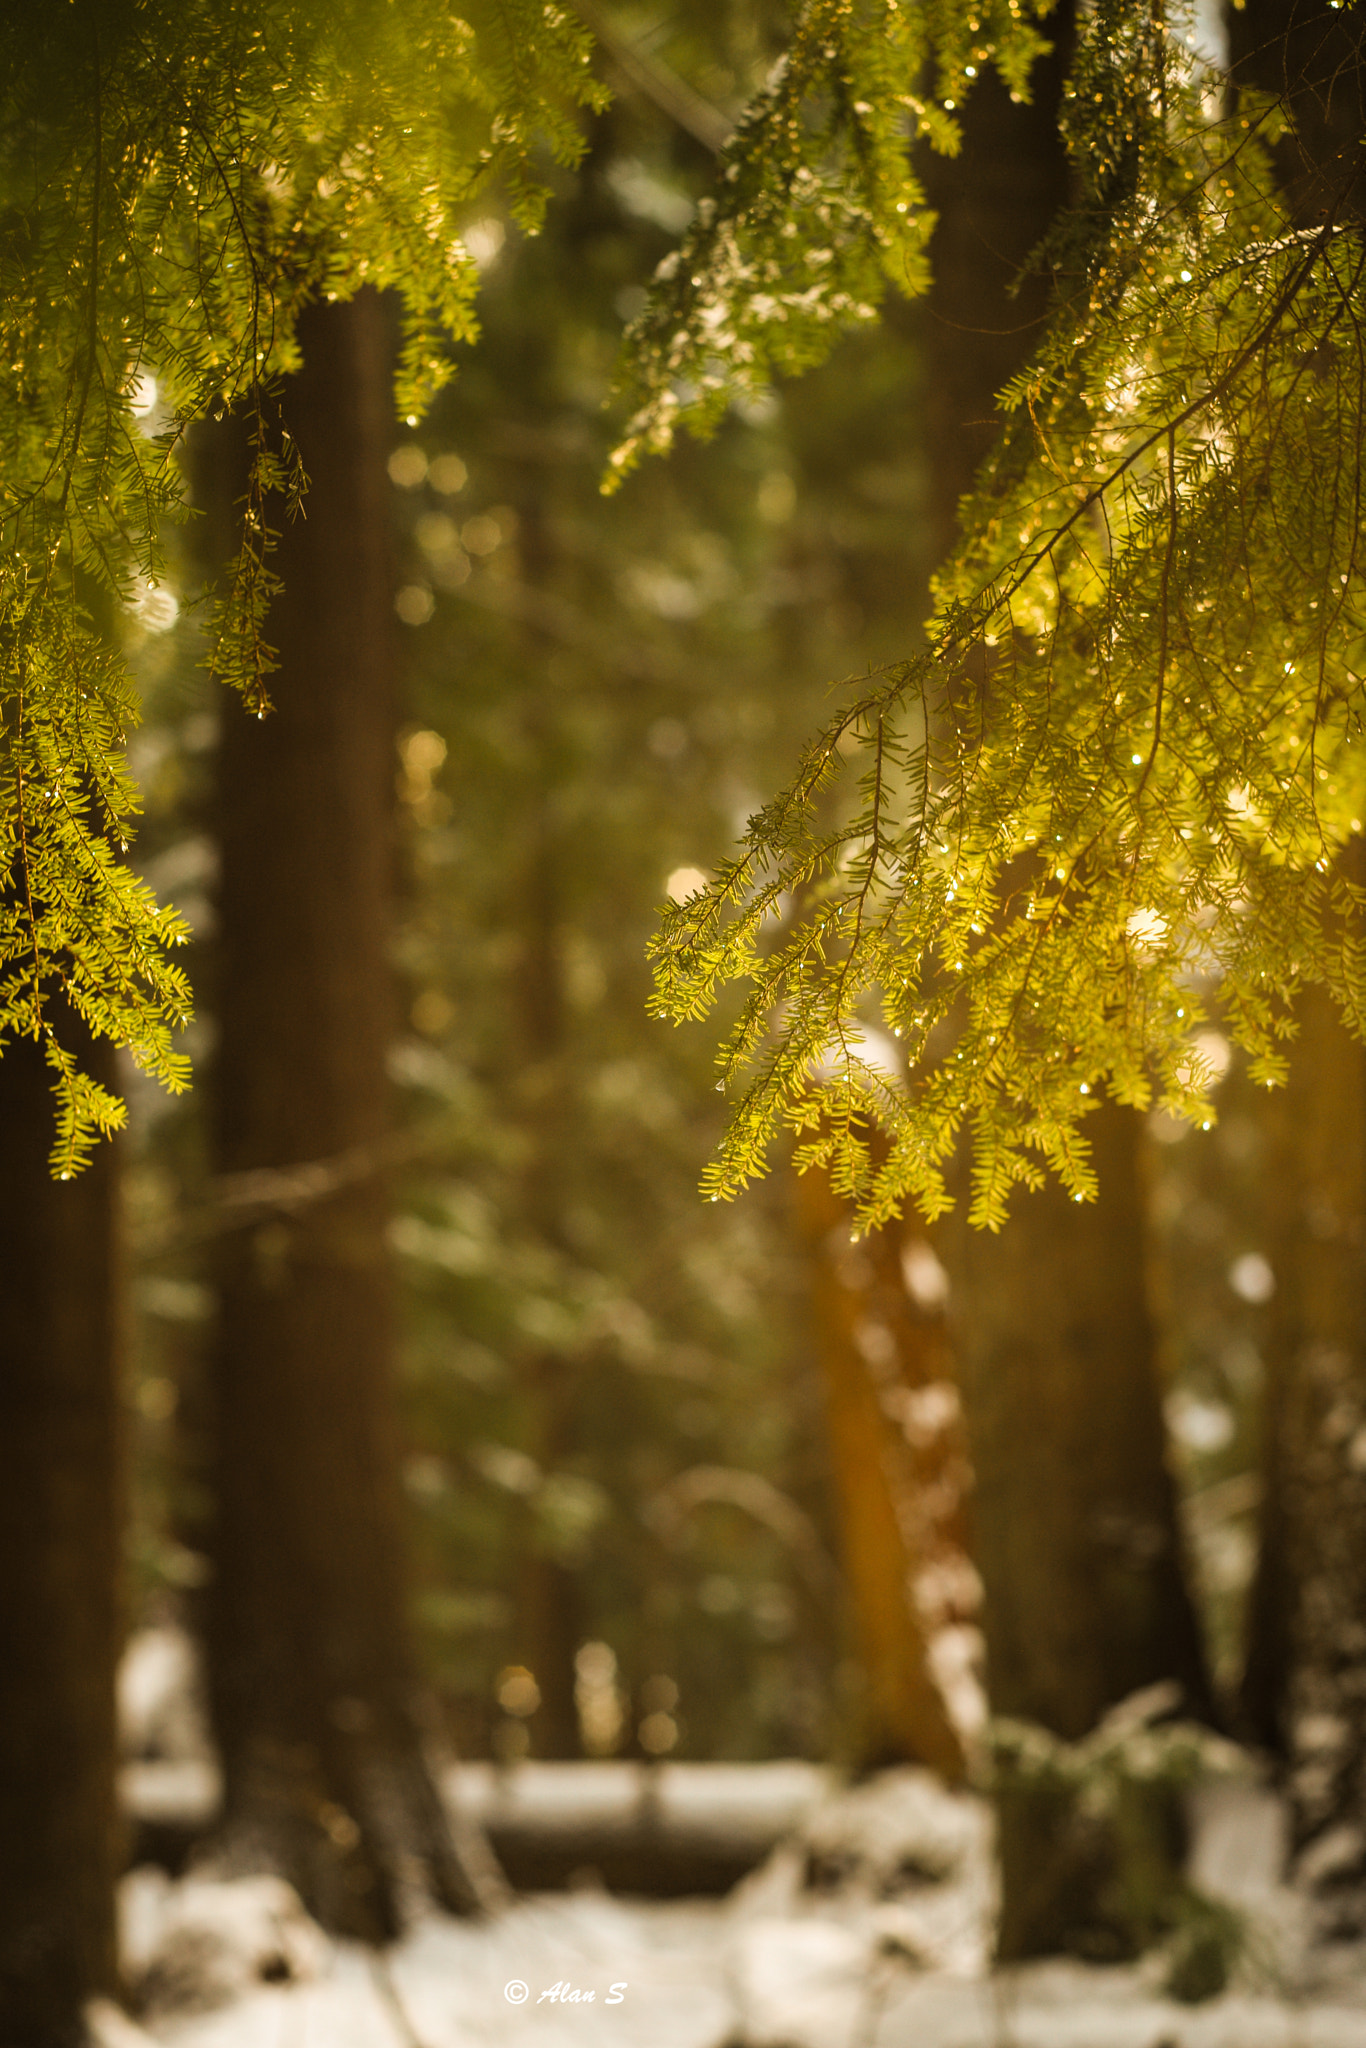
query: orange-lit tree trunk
[
  {"left": 205, "top": 291, "right": 496, "bottom": 1934},
  {"left": 0, "top": 1019, "right": 122, "bottom": 2046},
  {"left": 794, "top": 1165, "right": 969, "bottom": 1778},
  {"left": 920, "top": 8, "right": 1213, "bottom": 1957}
]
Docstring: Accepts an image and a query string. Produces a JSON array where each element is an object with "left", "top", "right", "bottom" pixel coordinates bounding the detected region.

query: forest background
[{"left": 3, "top": 1, "right": 1366, "bottom": 2043}]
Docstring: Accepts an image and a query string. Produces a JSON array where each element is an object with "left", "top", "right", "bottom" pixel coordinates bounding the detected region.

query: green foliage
[
  {"left": 122, "top": 0, "right": 944, "bottom": 1765},
  {"left": 388, "top": 67, "right": 847, "bottom": 1754},
  {"left": 607, "top": 0, "right": 1053, "bottom": 483},
  {"left": 993, "top": 1682, "right": 1249, "bottom": 1982},
  {"left": 641, "top": 1, "right": 1366, "bottom": 1229},
  {"left": 0, "top": 0, "right": 604, "bottom": 1169}
]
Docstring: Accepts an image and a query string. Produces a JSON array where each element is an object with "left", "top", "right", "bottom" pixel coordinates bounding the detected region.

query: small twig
[
  {"left": 985, "top": 1963, "right": 1020, "bottom": 2048},
  {"left": 849, "top": 1943, "right": 904, "bottom": 2048},
  {"left": 646, "top": 1464, "right": 844, "bottom": 1605},
  {"left": 1133, "top": 424, "right": 1179, "bottom": 809},
  {"left": 570, "top": 0, "right": 732, "bottom": 154},
  {"left": 367, "top": 1949, "right": 434, "bottom": 2048},
  {"left": 136, "top": 1125, "right": 445, "bottom": 1257}
]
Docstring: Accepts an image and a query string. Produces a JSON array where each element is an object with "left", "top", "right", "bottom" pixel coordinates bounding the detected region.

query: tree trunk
[
  {"left": 919, "top": 8, "right": 1214, "bottom": 1956},
  {"left": 915, "top": 9, "right": 1075, "bottom": 573},
  {"left": 0, "top": 1018, "right": 122, "bottom": 2046},
  {"left": 1241, "top": 981, "right": 1366, "bottom": 1898},
  {"left": 793, "top": 1167, "right": 968, "bottom": 1778},
  {"left": 1226, "top": 0, "right": 1366, "bottom": 224},
  {"left": 205, "top": 290, "right": 501, "bottom": 1934},
  {"left": 1227, "top": 0, "right": 1366, "bottom": 1912},
  {"left": 945, "top": 1108, "right": 1213, "bottom": 1959},
  {"left": 948, "top": 1103, "right": 1211, "bottom": 1744},
  {"left": 509, "top": 753, "right": 582, "bottom": 1762}
]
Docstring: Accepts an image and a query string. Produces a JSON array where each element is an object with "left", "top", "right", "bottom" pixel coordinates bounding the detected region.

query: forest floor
[{"left": 103, "top": 1764, "right": 1366, "bottom": 2048}]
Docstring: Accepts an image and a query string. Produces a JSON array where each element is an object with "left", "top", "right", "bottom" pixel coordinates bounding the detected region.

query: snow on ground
[{"left": 104, "top": 1768, "right": 1366, "bottom": 2048}]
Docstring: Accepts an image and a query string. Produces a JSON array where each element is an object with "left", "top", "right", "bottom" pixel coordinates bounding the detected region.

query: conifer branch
[
  {"left": 0, "top": 0, "right": 608, "bottom": 1167},
  {"left": 639, "top": 0, "right": 1366, "bottom": 1227}
]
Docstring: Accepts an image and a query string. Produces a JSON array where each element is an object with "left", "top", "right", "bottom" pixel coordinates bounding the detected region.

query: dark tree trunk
[
  {"left": 1227, "top": 0, "right": 1366, "bottom": 223},
  {"left": 513, "top": 1539, "right": 582, "bottom": 1761},
  {"left": 920, "top": 7, "right": 1214, "bottom": 1956},
  {"left": 0, "top": 1019, "right": 122, "bottom": 2046},
  {"left": 510, "top": 796, "right": 582, "bottom": 1761},
  {"left": 945, "top": 1120, "right": 1213, "bottom": 1960},
  {"left": 512, "top": 1346, "right": 582, "bottom": 1760},
  {"left": 948, "top": 1103, "right": 1211, "bottom": 1745},
  {"left": 1228, "top": 0, "right": 1366, "bottom": 1907},
  {"left": 1241, "top": 982, "right": 1366, "bottom": 1893},
  {"left": 205, "top": 290, "right": 500, "bottom": 1934}
]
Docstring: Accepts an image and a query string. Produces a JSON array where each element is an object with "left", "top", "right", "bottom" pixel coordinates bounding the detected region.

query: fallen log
[{"left": 120, "top": 1758, "right": 833, "bottom": 1897}]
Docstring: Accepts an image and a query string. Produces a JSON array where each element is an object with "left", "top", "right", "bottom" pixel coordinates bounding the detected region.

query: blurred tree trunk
[
  {"left": 946, "top": 1105, "right": 1214, "bottom": 1957},
  {"left": 0, "top": 1017, "right": 122, "bottom": 2046},
  {"left": 793, "top": 1167, "right": 969, "bottom": 1778},
  {"left": 1226, "top": 0, "right": 1366, "bottom": 222},
  {"left": 920, "top": 7, "right": 1213, "bottom": 1957},
  {"left": 1241, "top": 984, "right": 1366, "bottom": 1888},
  {"left": 1228, "top": 0, "right": 1366, "bottom": 1902},
  {"left": 515, "top": 1350, "right": 582, "bottom": 1759},
  {"left": 950, "top": 1103, "right": 1210, "bottom": 1739},
  {"left": 506, "top": 497, "right": 582, "bottom": 1761},
  {"left": 205, "top": 290, "right": 500, "bottom": 1935}
]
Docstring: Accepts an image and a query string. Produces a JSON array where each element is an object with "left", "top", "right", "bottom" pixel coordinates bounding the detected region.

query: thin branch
[
  {"left": 1133, "top": 425, "right": 1179, "bottom": 808},
  {"left": 570, "top": 0, "right": 732, "bottom": 154}
]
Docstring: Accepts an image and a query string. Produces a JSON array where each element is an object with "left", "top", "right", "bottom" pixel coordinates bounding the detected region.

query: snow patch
[
  {"left": 111, "top": 1767, "right": 1366, "bottom": 2048},
  {"left": 125, "top": 1872, "right": 327, "bottom": 2015}
]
